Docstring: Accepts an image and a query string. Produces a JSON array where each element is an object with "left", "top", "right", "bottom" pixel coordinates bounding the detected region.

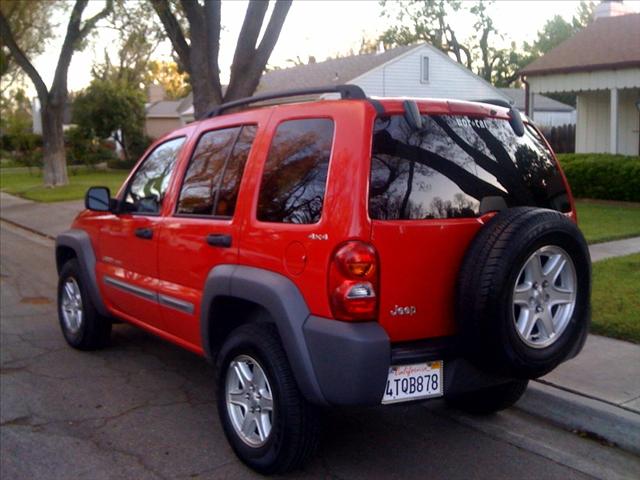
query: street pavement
[{"left": 1, "top": 192, "right": 640, "bottom": 479}]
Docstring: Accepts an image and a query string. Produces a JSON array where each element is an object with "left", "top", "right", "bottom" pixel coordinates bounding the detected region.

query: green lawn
[
  {"left": 591, "top": 253, "right": 640, "bottom": 344},
  {"left": 576, "top": 200, "right": 640, "bottom": 244},
  {"left": 0, "top": 170, "right": 128, "bottom": 202}
]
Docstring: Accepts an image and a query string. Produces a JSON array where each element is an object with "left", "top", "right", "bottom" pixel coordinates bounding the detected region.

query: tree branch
[
  {"left": 204, "top": 0, "right": 222, "bottom": 100},
  {"left": 0, "top": 10, "right": 49, "bottom": 102},
  {"left": 151, "top": 0, "right": 191, "bottom": 72},
  {"left": 255, "top": 1, "right": 292, "bottom": 67}
]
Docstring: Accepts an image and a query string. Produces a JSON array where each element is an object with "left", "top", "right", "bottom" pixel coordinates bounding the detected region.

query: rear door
[
  {"left": 155, "top": 118, "right": 262, "bottom": 350},
  {"left": 369, "top": 114, "right": 571, "bottom": 342}
]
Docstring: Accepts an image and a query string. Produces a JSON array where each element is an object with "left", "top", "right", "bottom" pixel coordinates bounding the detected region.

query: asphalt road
[{"left": 1, "top": 221, "right": 639, "bottom": 480}]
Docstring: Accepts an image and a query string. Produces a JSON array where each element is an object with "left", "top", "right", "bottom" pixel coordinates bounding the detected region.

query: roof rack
[
  {"left": 473, "top": 98, "right": 512, "bottom": 109},
  {"left": 205, "top": 84, "right": 367, "bottom": 118}
]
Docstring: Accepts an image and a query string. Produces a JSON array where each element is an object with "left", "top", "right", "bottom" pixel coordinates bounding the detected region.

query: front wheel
[
  {"left": 215, "top": 323, "right": 320, "bottom": 475},
  {"left": 445, "top": 380, "right": 529, "bottom": 415}
]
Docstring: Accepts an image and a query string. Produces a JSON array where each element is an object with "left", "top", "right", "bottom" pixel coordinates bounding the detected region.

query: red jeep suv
[{"left": 56, "top": 85, "right": 590, "bottom": 474}]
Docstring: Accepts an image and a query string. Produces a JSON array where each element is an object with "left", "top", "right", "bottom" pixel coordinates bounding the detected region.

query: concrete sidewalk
[{"left": 2, "top": 191, "right": 640, "bottom": 454}]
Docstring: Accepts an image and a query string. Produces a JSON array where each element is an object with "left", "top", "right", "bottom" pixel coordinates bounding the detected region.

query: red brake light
[{"left": 329, "top": 241, "right": 379, "bottom": 321}]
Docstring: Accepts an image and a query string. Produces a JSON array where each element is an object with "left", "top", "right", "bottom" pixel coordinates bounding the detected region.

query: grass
[
  {"left": 576, "top": 200, "right": 640, "bottom": 244},
  {"left": 0, "top": 169, "right": 128, "bottom": 202},
  {"left": 591, "top": 253, "right": 640, "bottom": 344}
]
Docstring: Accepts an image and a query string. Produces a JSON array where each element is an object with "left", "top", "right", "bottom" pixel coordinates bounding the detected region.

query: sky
[{"left": 25, "top": 0, "right": 640, "bottom": 96}]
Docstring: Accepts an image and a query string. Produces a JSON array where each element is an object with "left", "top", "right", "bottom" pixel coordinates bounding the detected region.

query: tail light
[{"left": 329, "top": 241, "right": 379, "bottom": 321}]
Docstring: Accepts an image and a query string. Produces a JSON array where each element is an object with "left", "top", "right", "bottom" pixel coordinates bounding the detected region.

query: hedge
[{"left": 556, "top": 153, "right": 640, "bottom": 202}]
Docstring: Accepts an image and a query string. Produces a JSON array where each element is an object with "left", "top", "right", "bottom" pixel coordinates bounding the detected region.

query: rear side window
[
  {"left": 369, "top": 115, "right": 570, "bottom": 220},
  {"left": 177, "top": 125, "right": 256, "bottom": 217},
  {"left": 257, "top": 118, "right": 334, "bottom": 224}
]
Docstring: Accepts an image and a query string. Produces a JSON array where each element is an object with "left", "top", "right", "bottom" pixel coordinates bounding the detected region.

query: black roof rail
[
  {"left": 206, "top": 84, "right": 367, "bottom": 118},
  {"left": 473, "top": 98, "right": 512, "bottom": 109}
]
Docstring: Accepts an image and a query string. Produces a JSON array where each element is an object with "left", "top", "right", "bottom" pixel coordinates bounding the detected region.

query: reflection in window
[
  {"left": 369, "top": 115, "right": 570, "bottom": 220},
  {"left": 177, "top": 125, "right": 256, "bottom": 217},
  {"left": 125, "top": 137, "right": 185, "bottom": 214},
  {"left": 257, "top": 119, "right": 334, "bottom": 224}
]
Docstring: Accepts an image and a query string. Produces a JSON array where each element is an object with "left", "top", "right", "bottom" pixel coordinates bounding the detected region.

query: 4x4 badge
[
  {"left": 390, "top": 305, "right": 417, "bottom": 316},
  {"left": 308, "top": 233, "right": 328, "bottom": 241}
]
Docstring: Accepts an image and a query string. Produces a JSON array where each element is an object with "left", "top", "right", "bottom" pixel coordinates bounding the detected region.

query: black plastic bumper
[{"left": 303, "top": 317, "right": 512, "bottom": 406}]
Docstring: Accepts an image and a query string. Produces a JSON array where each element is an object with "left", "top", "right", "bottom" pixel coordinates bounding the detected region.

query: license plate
[{"left": 381, "top": 361, "right": 443, "bottom": 404}]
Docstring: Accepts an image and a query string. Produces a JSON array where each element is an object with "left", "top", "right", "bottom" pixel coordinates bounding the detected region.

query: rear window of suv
[{"left": 369, "top": 115, "right": 570, "bottom": 220}]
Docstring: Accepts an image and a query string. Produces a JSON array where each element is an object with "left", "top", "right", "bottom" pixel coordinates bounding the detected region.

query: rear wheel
[
  {"left": 216, "top": 323, "right": 320, "bottom": 474},
  {"left": 445, "top": 380, "right": 529, "bottom": 415}
]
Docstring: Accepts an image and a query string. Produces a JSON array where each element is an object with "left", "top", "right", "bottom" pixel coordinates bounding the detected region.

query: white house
[
  {"left": 520, "top": 3, "right": 640, "bottom": 155},
  {"left": 169, "top": 43, "right": 512, "bottom": 137},
  {"left": 499, "top": 88, "right": 576, "bottom": 127}
]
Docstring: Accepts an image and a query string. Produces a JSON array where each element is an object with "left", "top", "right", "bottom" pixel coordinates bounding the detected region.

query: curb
[{"left": 517, "top": 381, "right": 640, "bottom": 456}]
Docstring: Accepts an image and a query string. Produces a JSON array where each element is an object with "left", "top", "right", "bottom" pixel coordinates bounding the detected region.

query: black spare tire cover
[{"left": 456, "top": 207, "right": 591, "bottom": 379}]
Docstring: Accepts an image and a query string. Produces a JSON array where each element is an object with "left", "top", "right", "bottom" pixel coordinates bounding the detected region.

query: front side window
[
  {"left": 369, "top": 115, "right": 570, "bottom": 220},
  {"left": 124, "top": 137, "right": 185, "bottom": 214},
  {"left": 257, "top": 118, "right": 334, "bottom": 224},
  {"left": 177, "top": 125, "right": 256, "bottom": 217}
]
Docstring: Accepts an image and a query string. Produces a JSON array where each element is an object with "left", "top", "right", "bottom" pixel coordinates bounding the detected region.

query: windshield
[{"left": 369, "top": 115, "right": 570, "bottom": 220}]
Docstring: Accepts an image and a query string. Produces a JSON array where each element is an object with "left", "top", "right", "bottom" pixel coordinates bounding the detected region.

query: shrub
[
  {"left": 556, "top": 153, "right": 640, "bottom": 202},
  {"left": 65, "top": 127, "right": 118, "bottom": 167}
]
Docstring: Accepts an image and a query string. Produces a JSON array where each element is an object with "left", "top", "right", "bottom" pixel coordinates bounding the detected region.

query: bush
[
  {"left": 65, "top": 127, "right": 118, "bottom": 167},
  {"left": 556, "top": 153, "right": 640, "bottom": 202}
]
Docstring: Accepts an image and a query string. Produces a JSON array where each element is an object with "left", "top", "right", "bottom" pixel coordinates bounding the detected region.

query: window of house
[
  {"left": 257, "top": 118, "right": 335, "bottom": 224},
  {"left": 124, "top": 136, "right": 185, "bottom": 214},
  {"left": 421, "top": 55, "right": 429, "bottom": 83},
  {"left": 177, "top": 125, "right": 256, "bottom": 217}
]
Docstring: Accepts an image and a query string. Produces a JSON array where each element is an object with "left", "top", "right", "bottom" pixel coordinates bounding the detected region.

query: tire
[
  {"left": 456, "top": 207, "right": 591, "bottom": 379},
  {"left": 215, "top": 323, "right": 321, "bottom": 475},
  {"left": 445, "top": 380, "right": 529, "bottom": 415},
  {"left": 57, "top": 259, "right": 112, "bottom": 350}
]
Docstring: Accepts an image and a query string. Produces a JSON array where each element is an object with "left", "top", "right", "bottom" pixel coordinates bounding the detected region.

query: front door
[{"left": 97, "top": 136, "right": 186, "bottom": 331}]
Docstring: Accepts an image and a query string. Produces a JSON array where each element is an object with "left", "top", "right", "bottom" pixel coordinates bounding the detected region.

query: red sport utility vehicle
[{"left": 56, "top": 85, "right": 590, "bottom": 474}]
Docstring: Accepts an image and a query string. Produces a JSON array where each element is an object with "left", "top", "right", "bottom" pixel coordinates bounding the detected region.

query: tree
[
  {"left": 0, "top": 0, "right": 113, "bottom": 186},
  {"left": 72, "top": 78, "right": 146, "bottom": 163},
  {"left": 92, "top": 0, "right": 164, "bottom": 89},
  {"left": 0, "top": 0, "right": 53, "bottom": 95},
  {"left": 150, "top": 0, "right": 292, "bottom": 119}
]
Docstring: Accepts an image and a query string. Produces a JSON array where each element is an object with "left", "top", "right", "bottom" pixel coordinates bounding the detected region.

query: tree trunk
[
  {"left": 41, "top": 100, "right": 69, "bottom": 186},
  {"left": 189, "top": 59, "right": 221, "bottom": 119}
]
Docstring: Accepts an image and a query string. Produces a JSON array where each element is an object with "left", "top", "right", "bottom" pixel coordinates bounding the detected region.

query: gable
[{"left": 350, "top": 44, "right": 510, "bottom": 102}]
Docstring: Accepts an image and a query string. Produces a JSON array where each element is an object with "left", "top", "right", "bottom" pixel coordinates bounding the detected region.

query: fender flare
[
  {"left": 55, "top": 229, "right": 109, "bottom": 317},
  {"left": 200, "top": 265, "right": 327, "bottom": 405}
]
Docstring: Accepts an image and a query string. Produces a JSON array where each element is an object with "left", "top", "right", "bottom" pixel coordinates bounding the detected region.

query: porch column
[{"left": 610, "top": 87, "right": 619, "bottom": 154}]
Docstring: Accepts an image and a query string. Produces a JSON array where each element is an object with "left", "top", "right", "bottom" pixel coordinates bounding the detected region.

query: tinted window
[
  {"left": 257, "top": 119, "right": 334, "bottom": 224},
  {"left": 177, "top": 125, "right": 256, "bottom": 216},
  {"left": 124, "top": 137, "right": 185, "bottom": 214},
  {"left": 369, "top": 115, "right": 570, "bottom": 220}
]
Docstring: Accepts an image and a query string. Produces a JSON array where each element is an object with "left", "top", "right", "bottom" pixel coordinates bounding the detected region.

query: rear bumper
[{"left": 303, "top": 316, "right": 511, "bottom": 406}]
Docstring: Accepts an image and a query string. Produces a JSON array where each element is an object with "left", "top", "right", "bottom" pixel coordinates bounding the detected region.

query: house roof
[
  {"left": 257, "top": 45, "right": 418, "bottom": 92},
  {"left": 520, "top": 13, "right": 640, "bottom": 76},
  {"left": 145, "top": 100, "right": 184, "bottom": 118},
  {"left": 498, "top": 88, "right": 574, "bottom": 112}
]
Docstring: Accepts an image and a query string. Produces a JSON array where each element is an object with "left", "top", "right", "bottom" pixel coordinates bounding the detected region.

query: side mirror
[
  {"left": 85, "top": 186, "right": 112, "bottom": 212},
  {"left": 403, "top": 100, "right": 423, "bottom": 130}
]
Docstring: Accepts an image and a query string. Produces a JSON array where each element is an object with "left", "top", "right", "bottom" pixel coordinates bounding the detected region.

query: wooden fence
[{"left": 538, "top": 124, "right": 575, "bottom": 154}]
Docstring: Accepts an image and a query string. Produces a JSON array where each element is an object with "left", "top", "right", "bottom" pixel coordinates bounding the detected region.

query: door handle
[
  {"left": 135, "top": 227, "right": 153, "bottom": 240},
  {"left": 206, "top": 233, "right": 232, "bottom": 248}
]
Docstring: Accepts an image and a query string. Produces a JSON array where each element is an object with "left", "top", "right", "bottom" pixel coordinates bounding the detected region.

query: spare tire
[{"left": 456, "top": 207, "right": 591, "bottom": 379}]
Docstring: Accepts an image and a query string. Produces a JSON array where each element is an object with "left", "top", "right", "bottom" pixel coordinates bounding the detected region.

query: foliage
[
  {"left": 557, "top": 154, "right": 640, "bottom": 202},
  {"left": 591, "top": 253, "right": 640, "bottom": 344},
  {"left": 91, "top": 0, "right": 164, "bottom": 89},
  {"left": 64, "top": 126, "right": 118, "bottom": 167},
  {"left": 0, "top": 169, "right": 128, "bottom": 202},
  {"left": 72, "top": 78, "right": 146, "bottom": 163},
  {"left": 146, "top": 60, "right": 190, "bottom": 100},
  {"left": 0, "top": 0, "right": 55, "bottom": 94}
]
